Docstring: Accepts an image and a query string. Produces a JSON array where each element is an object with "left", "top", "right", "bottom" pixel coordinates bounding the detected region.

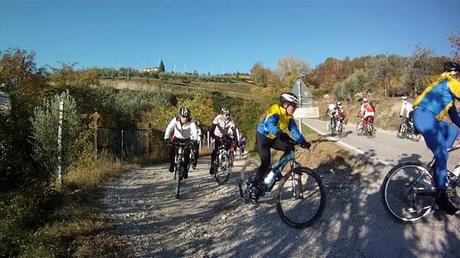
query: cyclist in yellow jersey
[
  {"left": 413, "top": 61, "right": 460, "bottom": 215},
  {"left": 252, "top": 93, "right": 311, "bottom": 200}
]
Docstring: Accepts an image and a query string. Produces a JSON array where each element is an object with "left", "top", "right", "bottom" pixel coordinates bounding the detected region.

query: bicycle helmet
[
  {"left": 336, "top": 101, "right": 342, "bottom": 106},
  {"left": 444, "top": 61, "right": 460, "bottom": 73},
  {"left": 280, "top": 92, "right": 299, "bottom": 105},
  {"left": 362, "top": 98, "right": 368, "bottom": 103},
  {"left": 179, "top": 106, "right": 190, "bottom": 118},
  {"left": 221, "top": 107, "right": 230, "bottom": 115}
]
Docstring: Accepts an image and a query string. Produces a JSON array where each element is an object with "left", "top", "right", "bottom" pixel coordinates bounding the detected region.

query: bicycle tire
[
  {"left": 175, "top": 163, "right": 181, "bottom": 199},
  {"left": 367, "top": 124, "right": 375, "bottom": 138},
  {"left": 357, "top": 121, "right": 364, "bottom": 136},
  {"left": 337, "top": 123, "right": 343, "bottom": 138},
  {"left": 215, "top": 151, "right": 230, "bottom": 185},
  {"left": 276, "top": 167, "right": 326, "bottom": 229},
  {"left": 238, "top": 159, "right": 260, "bottom": 203},
  {"left": 397, "top": 123, "right": 407, "bottom": 139},
  {"left": 381, "top": 161, "right": 436, "bottom": 223}
]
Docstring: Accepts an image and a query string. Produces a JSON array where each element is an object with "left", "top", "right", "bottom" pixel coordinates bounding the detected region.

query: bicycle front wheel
[
  {"left": 215, "top": 152, "right": 230, "bottom": 185},
  {"left": 397, "top": 123, "right": 407, "bottom": 139},
  {"left": 175, "top": 165, "right": 181, "bottom": 199},
  {"left": 276, "top": 167, "right": 326, "bottom": 229},
  {"left": 381, "top": 162, "right": 436, "bottom": 223},
  {"left": 239, "top": 159, "right": 260, "bottom": 203}
]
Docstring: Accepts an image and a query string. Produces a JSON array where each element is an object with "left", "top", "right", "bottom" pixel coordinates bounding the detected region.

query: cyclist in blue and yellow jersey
[
  {"left": 252, "top": 93, "right": 311, "bottom": 199},
  {"left": 413, "top": 61, "right": 460, "bottom": 215}
]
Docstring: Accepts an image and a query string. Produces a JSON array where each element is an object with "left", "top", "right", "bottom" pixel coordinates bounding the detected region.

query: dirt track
[{"left": 103, "top": 152, "right": 459, "bottom": 258}]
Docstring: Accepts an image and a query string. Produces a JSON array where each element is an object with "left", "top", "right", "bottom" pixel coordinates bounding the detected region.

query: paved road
[{"left": 302, "top": 118, "right": 459, "bottom": 169}]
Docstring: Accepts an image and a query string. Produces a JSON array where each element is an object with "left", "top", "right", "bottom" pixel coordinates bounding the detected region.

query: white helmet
[
  {"left": 362, "top": 98, "right": 368, "bottom": 102},
  {"left": 280, "top": 92, "right": 299, "bottom": 105},
  {"left": 401, "top": 96, "right": 407, "bottom": 100}
]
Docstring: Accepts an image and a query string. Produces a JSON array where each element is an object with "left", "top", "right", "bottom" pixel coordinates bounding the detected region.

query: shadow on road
[{"left": 104, "top": 150, "right": 459, "bottom": 257}]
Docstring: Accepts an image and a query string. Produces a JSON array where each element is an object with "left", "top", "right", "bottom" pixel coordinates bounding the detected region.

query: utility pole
[
  {"left": 297, "top": 80, "right": 303, "bottom": 132},
  {"left": 56, "top": 99, "right": 64, "bottom": 190}
]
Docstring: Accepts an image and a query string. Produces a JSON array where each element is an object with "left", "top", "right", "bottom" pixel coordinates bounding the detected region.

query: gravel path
[{"left": 103, "top": 151, "right": 459, "bottom": 257}]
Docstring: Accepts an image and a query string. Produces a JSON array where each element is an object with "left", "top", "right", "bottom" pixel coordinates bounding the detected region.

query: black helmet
[
  {"left": 179, "top": 106, "right": 190, "bottom": 118},
  {"left": 280, "top": 92, "right": 299, "bottom": 105},
  {"left": 444, "top": 62, "right": 460, "bottom": 73}
]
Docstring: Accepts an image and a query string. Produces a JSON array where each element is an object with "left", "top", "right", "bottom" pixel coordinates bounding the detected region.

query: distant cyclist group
[
  {"left": 163, "top": 61, "right": 460, "bottom": 222},
  {"left": 325, "top": 97, "right": 376, "bottom": 137}
]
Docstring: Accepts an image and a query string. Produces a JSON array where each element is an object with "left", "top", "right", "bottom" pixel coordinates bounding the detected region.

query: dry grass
[{"left": 65, "top": 156, "right": 137, "bottom": 191}]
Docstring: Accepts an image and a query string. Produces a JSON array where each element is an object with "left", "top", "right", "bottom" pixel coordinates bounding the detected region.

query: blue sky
[{"left": 0, "top": 0, "right": 459, "bottom": 73}]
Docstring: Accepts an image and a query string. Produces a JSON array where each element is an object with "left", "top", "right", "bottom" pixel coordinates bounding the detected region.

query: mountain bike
[
  {"left": 396, "top": 119, "right": 421, "bottom": 142},
  {"left": 357, "top": 116, "right": 375, "bottom": 138},
  {"left": 212, "top": 135, "right": 234, "bottom": 185},
  {"left": 326, "top": 116, "right": 337, "bottom": 136},
  {"left": 187, "top": 141, "right": 199, "bottom": 171},
  {"left": 238, "top": 139, "right": 326, "bottom": 229},
  {"left": 381, "top": 144, "right": 460, "bottom": 223},
  {"left": 172, "top": 139, "right": 192, "bottom": 199}
]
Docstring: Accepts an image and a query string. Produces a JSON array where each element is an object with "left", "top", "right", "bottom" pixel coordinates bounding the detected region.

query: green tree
[
  {"left": 30, "top": 90, "right": 80, "bottom": 186},
  {"left": 0, "top": 49, "right": 48, "bottom": 189},
  {"left": 159, "top": 60, "right": 165, "bottom": 72}
]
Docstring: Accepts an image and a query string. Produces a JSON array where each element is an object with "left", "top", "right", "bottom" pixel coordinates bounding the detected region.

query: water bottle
[{"left": 264, "top": 170, "right": 278, "bottom": 190}]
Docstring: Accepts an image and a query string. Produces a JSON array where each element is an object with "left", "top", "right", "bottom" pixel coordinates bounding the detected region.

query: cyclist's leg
[
  {"left": 254, "top": 132, "right": 273, "bottom": 185},
  {"left": 193, "top": 142, "right": 199, "bottom": 167},
  {"left": 210, "top": 138, "right": 220, "bottom": 174},
  {"left": 272, "top": 137, "right": 294, "bottom": 154},
  {"left": 184, "top": 147, "right": 191, "bottom": 178},
  {"left": 169, "top": 145, "right": 175, "bottom": 172},
  {"left": 414, "top": 109, "right": 448, "bottom": 189},
  {"left": 440, "top": 121, "right": 459, "bottom": 150}
]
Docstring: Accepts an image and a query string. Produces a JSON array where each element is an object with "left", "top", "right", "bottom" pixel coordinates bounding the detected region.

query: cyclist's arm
[
  {"left": 164, "top": 118, "right": 175, "bottom": 140},
  {"left": 448, "top": 104, "right": 460, "bottom": 128},
  {"left": 190, "top": 121, "right": 198, "bottom": 141},
  {"left": 264, "top": 114, "right": 281, "bottom": 136},
  {"left": 288, "top": 118, "right": 307, "bottom": 143},
  {"left": 209, "top": 123, "right": 217, "bottom": 138},
  {"left": 400, "top": 102, "right": 405, "bottom": 117}
]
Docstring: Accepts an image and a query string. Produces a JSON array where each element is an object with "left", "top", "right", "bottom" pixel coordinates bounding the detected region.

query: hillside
[{"left": 100, "top": 77, "right": 254, "bottom": 100}]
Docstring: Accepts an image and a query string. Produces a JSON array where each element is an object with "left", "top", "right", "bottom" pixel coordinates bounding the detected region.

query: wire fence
[{"left": 97, "top": 128, "right": 150, "bottom": 159}]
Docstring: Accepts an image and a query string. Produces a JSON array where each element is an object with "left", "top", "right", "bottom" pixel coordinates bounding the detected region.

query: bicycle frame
[
  {"left": 174, "top": 141, "right": 192, "bottom": 177},
  {"left": 413, "top": 144, "right": 460, "bottom": 197},
  {"left": 265, "top": 150, "right": 301, "bottom": 192}
]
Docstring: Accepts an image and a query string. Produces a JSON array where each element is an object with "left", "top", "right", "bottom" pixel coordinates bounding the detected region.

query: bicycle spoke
[{"left": 382, "top": 162, "right": 435, "bottom": 222}]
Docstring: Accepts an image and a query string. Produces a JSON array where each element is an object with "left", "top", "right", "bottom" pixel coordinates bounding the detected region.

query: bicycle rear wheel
[
  {"left": 276, "top": 167, "right": 326, "bottom": 229},
  {"left": 381, "top": 162, "right": 436, "bottom": 223},
  {"left": 239, "top": 160, "right": 260, "bottom": 203}
]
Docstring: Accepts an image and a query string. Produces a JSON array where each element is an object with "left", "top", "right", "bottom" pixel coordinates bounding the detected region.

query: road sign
[
  {"left": 293, "top": 107, "right": 319, "bottom": 119},
  {"left": 291, "top": 79, "right": 314, "bottom": 107}
]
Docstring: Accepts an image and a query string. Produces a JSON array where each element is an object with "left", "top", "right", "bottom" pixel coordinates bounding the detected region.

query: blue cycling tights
[{"left": 413, "top": 108, "right": 458, "bottom": 190}]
